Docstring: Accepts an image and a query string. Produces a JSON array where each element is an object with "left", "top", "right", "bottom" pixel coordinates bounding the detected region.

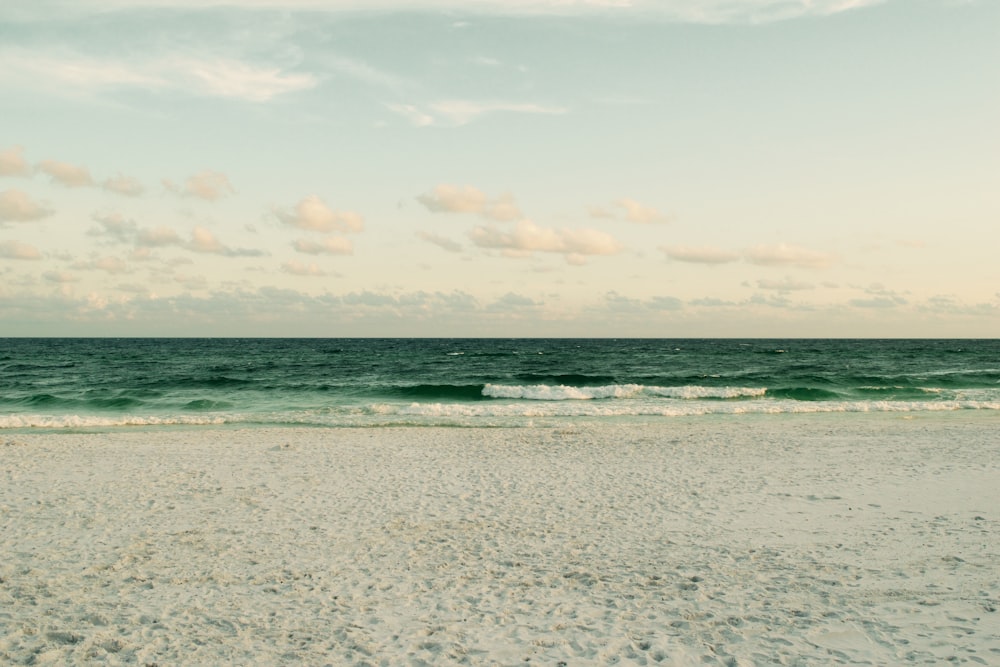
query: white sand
[{"left": 2, "top": 413, "right": 999, "bottom": 665}]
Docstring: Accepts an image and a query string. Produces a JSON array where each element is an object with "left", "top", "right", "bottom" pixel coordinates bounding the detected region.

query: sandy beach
[{"left": 2, "top": 413, "right": 998, "bottom": 665}]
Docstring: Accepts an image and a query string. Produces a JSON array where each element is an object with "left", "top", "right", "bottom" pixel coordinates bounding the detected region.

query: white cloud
[
  {"left": 189, "top": 226, "right": 227, "bottom": 254},
  {"left": 282, "top": 260, "right": 329, "bottom": 276},
  {"left": 0, "top": 50, "right": 316, "bottom": 103},
  {"left": 418, "top": 184, "right": 485, "bottom": 214},
  {"left": 169, "top": 56, "right": 317, "bottom": 102},
  {"left": 744, "top": 243, "right": 837, "bottom": 269},
  {"left": 187, "top": 226, "right": 265, "bottom": 257},
  {"left": 0, "top": 146, "right": 31, "bottom": 177},
  {"left": 0, "top": 240, "right": 42, "bottom": 260},
  {"left": 37, "top": 159, "right": 95, "bottom": 187},
  {"left": 103, "top": 175, "right": 144, "bottom": 197},
  {"left": 37, "top": 0, "right": 884, "bottom": 23},
  {"left": 587, "top": 205, "right": 615, "bottom": 219},
  {"left": 616, "top": 198, "right": 665, "bottom": 223},
  {"left": 164, "top": 170, "right": 235, "bottom": 201},
  {"left": 385, "top": 104, "right": 435, "bottom": 128},
  {"left": 416, "top": 230, "right": 462, "bottom": 253},
  {"left": 591, "top": 198, "right": 667, "bottom": 223},
  {"left": 292, "top": 236, "right": 354, "bottom": 255},
  {"left": 0, "top": 189, "right": 53, "bottom": 222},
  {"left": 430, "top": 100, "right": 567, "bottom": 125},
  {"left": 389, "top": 101, "right": 566, "bottom": 127},
  {"left": 417, "top": 184, "right": 521, "bottom": 221},
  {"left": 469, "top": 219, "right": 622, "bottom": 263},
  {"left": 28, "top": 0, "right": 882, "bottom": 23},
  {"left": 661, "top": 245, "right": 740, "bottom": 264},
  {"left": 129, "top": 223, "right": 264, "bottom": 257},
  {"left": 276, "top": 195, "right": 364, "bottom": 233}
]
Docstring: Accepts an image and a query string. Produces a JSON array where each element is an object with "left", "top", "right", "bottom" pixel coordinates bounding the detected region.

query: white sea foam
[
  {"left": 3, "top": 397, "right": 998, "bottom": 430},
  {"left": 0, "top": 414, "right": 228, "bottom": 429},
  {"left": 481, "top": 383, "right": 768, "bottom": 401}
]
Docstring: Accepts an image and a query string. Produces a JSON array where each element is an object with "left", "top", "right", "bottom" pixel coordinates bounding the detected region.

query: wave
[
  {"left": 482, "top": 384, "right": 768, "bottom": 401},
  {"left": 384, "top": 384, "right": 488, "bottom": 401},
  {"left": 765, "top": 387, "right": 843, "bottom": 401},
  {"left": 3, "top": 399, "right": 999, "bottom": 429},
  {"left": 10, "top": 394, "right": 146, "bottom": 410}
]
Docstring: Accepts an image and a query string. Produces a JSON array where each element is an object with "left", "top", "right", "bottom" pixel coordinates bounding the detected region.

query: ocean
[{"left": 1, "top": 338, "right": 998, "bottom": 431}]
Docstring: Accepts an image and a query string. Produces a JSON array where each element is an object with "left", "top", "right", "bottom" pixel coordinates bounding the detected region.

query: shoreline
[{"left": 3, "top": 415, "right": 999, "bottom": 664}]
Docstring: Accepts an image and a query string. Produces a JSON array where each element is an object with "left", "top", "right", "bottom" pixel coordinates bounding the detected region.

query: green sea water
[{"left": 1, "top": 338, "right": 998, "bottom": 430}]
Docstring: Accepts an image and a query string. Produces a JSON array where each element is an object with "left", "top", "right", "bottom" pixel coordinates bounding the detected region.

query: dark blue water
[{"left": 1, "top": 339, "right": 998, "bottom": 429}]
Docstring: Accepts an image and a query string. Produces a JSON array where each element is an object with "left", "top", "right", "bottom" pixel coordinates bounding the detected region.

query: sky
[{"left": 1, "top": 0, "right": 998, "bottom": 337}]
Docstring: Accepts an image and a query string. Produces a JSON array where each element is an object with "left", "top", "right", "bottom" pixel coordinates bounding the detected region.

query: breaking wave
[{"left": 482, "top": 384, "right": 768, "bottom": 400}]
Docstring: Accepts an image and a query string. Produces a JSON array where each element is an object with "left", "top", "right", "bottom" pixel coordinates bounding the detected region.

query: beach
[{"left": 2, "top": 413, "right": 998, "bottom": 665}]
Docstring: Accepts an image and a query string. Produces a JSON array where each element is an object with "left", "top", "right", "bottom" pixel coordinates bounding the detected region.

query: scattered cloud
[
  {"left": 602, "top": 291, "right": 683, "bottom": 313},
  {"left": 188, "top": 226, "right": 265, "bottom": 257},
  {"left": 745, "top": 243, "right": 837, "bottom": 269},
  {"left": 282, "top": 260, "right": 329, "bottom": 276},
  {"left": 587, "top": 205, "right": 616, "bottom": 220},
  {"left": 850, "top": 296, "right": 906, "bottom": 309},
  {"left": 469, "top": 219, "right": 622, "bottom": 263},
  {"left": 164, "top": 170, "right": 235, "bottom": 201},
  {"left": 103, "top": 174, "right": 144, "bottom": 197},
  {"left": 486, "top": 292, "right": 541, "bottom": 312},
  {"left": 94, "top": 216, "right": 263, "bottom": 257},
  {"left": 44, "top": 270, "right": 79, "bottom": 283},
  {"left": 174, "top": 274, "right": 209, "bottom": 289},
  {"left": 7, "top": 0, "right": 884, "bottom": 25},
  {"left": 275, "top": 195, "right": 365, "bottom": 233},
  {"left": 326, "top": 55, "right": 410, "bottom": 91},
  {"left": 649, "top": 295, "right": 684, "bottom": 311},
  {"left": 37, "top": 159, "right": 95, "bottom": 187},
  {"left": 90, "top": 211, "right": 139, "bottom": 242},
  {"left": 418, "top": 184, "right": 485, "bottom": 214},
  {"left": 416, "top": 230, "right": 462, "bottom": 253},
  {"left": 0, "top": 50, "right": 317, "bottom": 103},
  {"left": 616, "top": 198, "right": 665, "bottom": 223},
  {"left": 756, "top": 278, "right": 815, "bottom": 292},
  {"left": 73, "top": 255, "right": 129, "bottom": 273},
  {"left": 0, "top": 189, "right": 53, "bottom": 222},
  {"left": 168, "top": 56, "right": 317, "bottom": 102},
  {"left": 188, "top": 226, "right": 227, "bottom": 254},
  {"left": 292, "top": 236, "right": 354, "bottom": 255},
  {"left": 0, "top": 146, "right": 31, "bottom": 177},
  {"left": 430, "top": 100, "right": 566, "bottom": 126},
  {"left": 0, "top": 240, "right": 42, "bottom": 260},
  {"left": 590, "top": 198, "right": 668, "bottom": 223},
  {"left": 385, "top": 104, "right": 435, "bottom": 127},
  {"left": 389, "top": 100, "right": 566, "bottom": 127},
  {"left": 690, "top": 297, "right": 737, "bottom": 307},
  {"left": 661, "top": 245, "right": 740, "bottom": 265},
  {"left": 137, "top": 225, "right": 184, "bottom": 247},
  {"left": 417, "top": 184, "right": 521, "bottom": 221}
]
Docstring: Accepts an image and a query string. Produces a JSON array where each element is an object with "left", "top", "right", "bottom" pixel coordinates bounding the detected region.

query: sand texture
[{"left": 2, "top": 414, "right": 999, "bottom": 665}]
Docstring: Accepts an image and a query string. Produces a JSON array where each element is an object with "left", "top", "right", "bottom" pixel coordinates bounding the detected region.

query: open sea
[{"left": 1, "top": 338, "right": 998, "bottom": 431}]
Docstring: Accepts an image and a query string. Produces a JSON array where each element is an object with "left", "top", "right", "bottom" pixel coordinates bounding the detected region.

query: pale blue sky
[{"left": 1, "top": 0, "right": 997, "bottom": 336}]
